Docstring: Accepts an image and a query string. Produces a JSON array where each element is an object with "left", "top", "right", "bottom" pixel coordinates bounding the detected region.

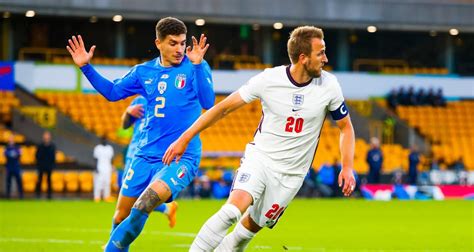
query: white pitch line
[{"left": 0, "top": 237, "right": 103, "bottom": 245}]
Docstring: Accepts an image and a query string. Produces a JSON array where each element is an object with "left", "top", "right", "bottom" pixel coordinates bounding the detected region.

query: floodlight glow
[
  {"left": 195, "top": 19, "right": 205, "bottom": 26},
  {"left": 25, "top": 10, "right": 35, "bottom": 18},
  {"left": 367, "top": 26, "right": 377, "bottom": 33},
  {"left": 112, "top": 15, "right": 123, "bottom": 22},
  {"left": 273, "top": 22, "right": 283, "bottom": 30}
]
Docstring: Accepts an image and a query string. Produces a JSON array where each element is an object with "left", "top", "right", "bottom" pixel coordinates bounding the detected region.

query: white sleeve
[
  {"left": 328, "top": 76, "right": 345, "bottom": 111},
  {"left": 110, "top": 146, "right": 114, "bottom": 158},
  {"left": 238, "top": 72, "right": 266, "bottom": 103},
  {"left": 93, "top": 146, "right": 99, "bottom": 159}
]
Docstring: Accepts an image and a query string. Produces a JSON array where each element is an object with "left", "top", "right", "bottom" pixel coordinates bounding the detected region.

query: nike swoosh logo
[{"left": 292, "top": 108, "right": 302, "bottom": 112}]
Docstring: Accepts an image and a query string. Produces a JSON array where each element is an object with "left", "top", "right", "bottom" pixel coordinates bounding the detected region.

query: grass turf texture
[{"left": 0, "top": 199, "right": 472, "bottom": 251}]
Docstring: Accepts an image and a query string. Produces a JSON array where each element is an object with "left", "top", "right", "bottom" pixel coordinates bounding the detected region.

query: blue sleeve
[
  {"left": 128, "top": 96, "right": 147, "bottom": 124},
  {"left": 192, "top": 61, "right": 215, "bottom": 109},
  {"left": 80, "top": 64, "right": 143, "bottom": 101}
]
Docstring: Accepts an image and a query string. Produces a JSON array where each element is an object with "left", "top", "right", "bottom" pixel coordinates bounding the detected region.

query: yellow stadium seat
[
  {"left": 79, "top": 171, "right": 93, "bottom": 193},
  {"left": 64, "top": 172, "right": 80, "bottom": 192},
  {"left": 22, "top": 171, "right": 37, "bottom": 193}
]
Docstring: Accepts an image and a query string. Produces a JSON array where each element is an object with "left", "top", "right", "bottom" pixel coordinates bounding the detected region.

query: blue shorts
[{"left": 120, "top": 155, "right": 199, "bottom": 201}]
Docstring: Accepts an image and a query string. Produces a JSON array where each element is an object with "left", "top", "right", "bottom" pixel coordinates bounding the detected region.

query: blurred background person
[
  {"left": 93, "top": 137, "right": 114, "bottom": 202},
  {"left": 4, "top": 134, "right": 23, "bottom": 199},
  {"left": 35, "top": 131, "right": 56, "bottom": 199},
  {"left": 367, "top": 137, "right": 383, "bottom": 184},
  {"left": 408, "top": 145, "right": 420, "bottom": 185}
]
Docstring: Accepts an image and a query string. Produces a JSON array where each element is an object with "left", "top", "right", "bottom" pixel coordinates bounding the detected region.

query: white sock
[
  {"left": 190, "top": 204, "right": 242, "bottom": 252},
  {"left": 215, "top": 221, "right": 256, "bottom": 252}
]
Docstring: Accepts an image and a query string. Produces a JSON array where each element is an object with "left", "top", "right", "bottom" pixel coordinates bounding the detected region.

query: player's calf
[{"left": 190, "top": 204, "right": 242, "bottom": 251}]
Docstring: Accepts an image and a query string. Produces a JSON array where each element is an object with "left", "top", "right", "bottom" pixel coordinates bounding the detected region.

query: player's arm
[
  {"left": 163, "top": 91, "right": 246, "bottom": 165},
  {"left": 121, "top": 104, "right": 144, "bottom": 129},
  {"left": 193, "top": 61, "right": 215, "bottom": 109},
  {"left": 188, "top": 34, "right": 215, "bottom": 109},
  {"left": 335, "top": 114, "right": 356, "bottom": 196},
  {"left": 67, "top": 35, "right": 141, "bottom": 101}
]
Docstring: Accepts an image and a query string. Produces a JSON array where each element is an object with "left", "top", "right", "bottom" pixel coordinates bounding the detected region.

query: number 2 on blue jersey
[{"left": 155, "top": 97, "right": 165, "bottom": 117}]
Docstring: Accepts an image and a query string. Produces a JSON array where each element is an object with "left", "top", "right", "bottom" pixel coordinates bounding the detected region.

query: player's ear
[
  {"left": 155, "top": 38, "right": 161, "bottom": 50},
  {"left": 299, "top": 53, "right": 308, "bottom": 64}
]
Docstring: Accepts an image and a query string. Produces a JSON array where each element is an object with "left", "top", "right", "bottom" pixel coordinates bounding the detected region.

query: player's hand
[
  {"left": 338, "top": 168, "right": 356, "bottom": 197},
  {"left": 127, "top": 104, "right": 144, "bottom": 119},
  {"left": 66, "top": 35, "right": 96, "bottom": 67},
  {"left": 163, "top": 137, "right": 189, "bottom": 165},
  {"left": 186, "top": 34, "right": 209, "bottom": 65}
]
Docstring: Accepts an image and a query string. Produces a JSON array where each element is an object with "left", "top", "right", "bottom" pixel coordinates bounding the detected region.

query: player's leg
[
  {"left": 93, "top": 172, "right": 101, "bottom": 202},
  {"left": 105, "top": 158, "right": 194, "bottom": 251},
  {"left": 35, "top": 169, "right": 44, "bottom": 198},
  {"left": 6, "top": 169, "right": 12, "bottom": 198},
  {"left": 104, "top": 172, "right": 112, "bottom": 201},
  {"left": 153, "top": 201, "right": 179, "bottom": 228},
  {"left": 105, "top": 180, "right": 171, "bottom": 251},
  {"left": 190, "top": 189, "right": 253, "bottom": 252},
  {"left": 215, "top": 214, "right": 261, "bottom": 252},
  {"left": 14, "top": 169, "right": 24, "bottom": 199},
  {"left": 218, "top": 171, "right": 305, "bottom": 251},
  {"left": 46, "top": 169, "right": 52, "bottom": 199},
  {"left": 190, "top": 158, "right": 266, "bottom": 252}
]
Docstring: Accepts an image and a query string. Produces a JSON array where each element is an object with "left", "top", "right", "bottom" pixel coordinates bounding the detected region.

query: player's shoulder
[
  {"left": 130, "top": 58, "right": 161, "bottom": 77},
  {"left": 254, "top": 65, "right": 286, "bottom": 81},
  {"left": 321, "top": 70, "right": 338, "bottom": 82},
  {"left": 320, "top": 70, "right": 340, "bottom": 87},
  {"left": 262, "top": 65, "right": 286, "bottom": 76}
]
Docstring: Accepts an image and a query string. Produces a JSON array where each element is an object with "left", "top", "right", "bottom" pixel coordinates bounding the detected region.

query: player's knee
[
  {"left": 113, "top": 209, "right": 131, "bottom": 224},
  {"left": 219, "top": 204, "right": 242, "bottom": 225}
]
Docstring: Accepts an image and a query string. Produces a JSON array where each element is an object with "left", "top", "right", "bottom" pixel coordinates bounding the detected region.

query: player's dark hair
[
  {"left": 156, "top": 17, "right": 187, "bottom": 40},
  {"left": 287, "top": 26, "right": 324, "bottom": 64}
]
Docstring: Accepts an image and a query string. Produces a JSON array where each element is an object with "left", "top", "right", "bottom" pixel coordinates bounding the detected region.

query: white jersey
[
  {"left": 93, "top": 144, "right": 114, "bottom": 173},
  {"left": 238, "top": 65, "right": 347, "bottom": 175}
]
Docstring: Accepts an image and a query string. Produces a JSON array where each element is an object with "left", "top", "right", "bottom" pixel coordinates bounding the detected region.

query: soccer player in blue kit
[
  {"left": 121, "top": 96, "right": 178, "bottom": 228},
  {"left": 67, "top": 17, "right": 214, "bottom": 251}
]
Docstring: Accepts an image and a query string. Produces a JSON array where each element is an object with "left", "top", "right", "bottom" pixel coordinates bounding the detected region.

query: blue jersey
[
  {"left": 125, "top": 95, "right": 147, "bottom": 161},
  {"left": 81, "top": 56, "right": 215, "bottom": 161}
]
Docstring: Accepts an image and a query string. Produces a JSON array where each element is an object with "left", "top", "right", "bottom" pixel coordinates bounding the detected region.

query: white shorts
[{"left": 232, "top": 146, "right": 305, "bottom": 228}]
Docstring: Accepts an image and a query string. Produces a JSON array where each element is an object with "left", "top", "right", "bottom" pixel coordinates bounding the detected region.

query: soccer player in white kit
[
  {"left": 93, "top": 137, "right": 114, "bottom": 202},
  {"left": 163, "top": 26, "right": 356, "bottom": 251}
]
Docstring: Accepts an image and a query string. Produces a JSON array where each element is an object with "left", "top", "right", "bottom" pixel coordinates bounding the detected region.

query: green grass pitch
[{"left": 0, "top": 199, "right": 472, "bottom": 251}]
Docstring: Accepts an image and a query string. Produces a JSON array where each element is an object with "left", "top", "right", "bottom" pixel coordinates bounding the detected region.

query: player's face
[
  {"left": 303, "top": 38, "right": 328, "bottom": 78},
  {"left": 155, "top": 34, "right": 186, "bottom": 66}
]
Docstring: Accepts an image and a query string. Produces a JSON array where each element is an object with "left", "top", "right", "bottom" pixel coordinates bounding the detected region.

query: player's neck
[
  {"left": 289, "top": 64, "right": 312, "bottom": 86},
  {"left": 158, "top": 57, "right": 172, "bottom": 68}
]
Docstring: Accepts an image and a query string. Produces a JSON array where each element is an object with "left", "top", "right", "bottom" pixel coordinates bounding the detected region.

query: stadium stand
[
  {"left": 0, "top": 91, "right": 21, "bottom": 123},
  {"left": 396, "top": 101, "right": 474, "bottom": 170},
  {"left": 36, "top": 92, "right": 135, "bottom": 145},
  {"left": 35, "top": 92, "right": 418, "bottom": 174}
]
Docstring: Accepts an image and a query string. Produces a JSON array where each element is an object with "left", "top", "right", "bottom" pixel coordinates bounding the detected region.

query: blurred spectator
[
  {"left": 408, "top": 145, "right": 420, "bottom": 185},
  {"left": 197, "top": 175, "right": 212, "bottom": 198},
  {"left": 300, "top": 167, "right": 317, "bottom": 197},
  {"left": 386, "top": 88, "right": 398, "bottom": 110},
  {"left": 331, "top": 159, "right": 344, "bottom": 197},
  {"left": 434, "top": 88, "right": 446, "bottom": 107},
  {"left": 316, "top": 162, "right": 335, "bottom": 197},
  {"left": 93, "top": 137, "right": 114, "bottom": 202},
  {"left": 426, "top": 88, "right": 435, "bottom": 106},
  {"left": 35, "top": 131, "right": 56, "bottom": 199},
  {"left": 4, "top": 134, "right": 23, "bottom": 199},
  {"left": 430, "top": 156, "right": 440, "bottom": 171},
  {"left": 407, "top": 86, "right": 417, "bottom": 105},
  {"left": 397, "top": 87, "right": 408, "bottom": 105},
  {"left": 366, "top": 137, "right": 383, "bottom": 184},
  {"left": 211, "top": 179, "right": 231, "bottom": 199},
  {"left": 450, "top": 157, "right": 465, "bottom": 172},
  {"left": 117, "top": 144, "right": 128, "bottom": 191},
  {"left": 415, "top": 88, "right": 427, "bottom": 105}
]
